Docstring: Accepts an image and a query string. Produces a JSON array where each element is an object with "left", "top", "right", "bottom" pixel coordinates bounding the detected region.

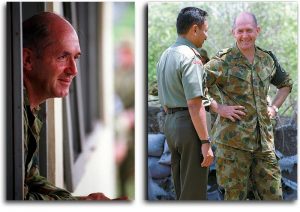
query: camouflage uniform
[
  {"left": 204, "top": 44, "right": 292, "bottom": 200},
  {"left": 24, "top": 90, "right": 78, "bottom": 200},
  {"left": 157, "top": 37, "right": 208, "bottom": 200}
]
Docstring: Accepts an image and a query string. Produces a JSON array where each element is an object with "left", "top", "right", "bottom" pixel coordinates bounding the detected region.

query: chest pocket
[
  {"left": 227, "top": 66, "right": 251, "bottom": 82},
  {"left": 256, "top": 64, "right": 273, "bottom": 94},
  {"left": 218, "top": 65, "right": 252, "bottom": 97}
]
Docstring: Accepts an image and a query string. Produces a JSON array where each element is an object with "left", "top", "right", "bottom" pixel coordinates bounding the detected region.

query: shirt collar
[
  {"left": 24, "top": 88, "right": 30, "bottom": 107},
  {"left": 23, "top": 88, "right": 40, "bottom": 114},
  {"left": 175, "top": 36, "right": 198, "bottom": 50},
  {"left": 231, "top": 43, "right": 246, "bottom": 59},
  {"left": 231, "top": 43, "right": 264, "bottom": 61}
]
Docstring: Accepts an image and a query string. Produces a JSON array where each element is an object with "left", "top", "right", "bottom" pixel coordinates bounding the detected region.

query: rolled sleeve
[
  {"left": 204, "top": 58, "right": 222, "bottom": 88},
  {"left": 272, "top": 67, "right": 293, "bottom": 91},
  {"left": 204, "top": 58, "right": 224, "bottom": 105},
  {"left": 269, "top": 53, "right": 293, "bottom": 91}
]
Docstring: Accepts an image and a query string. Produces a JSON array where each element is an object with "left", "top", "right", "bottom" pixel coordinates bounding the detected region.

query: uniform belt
[{"left": 166, "top": 107, "right": 188, "bottom": 114}]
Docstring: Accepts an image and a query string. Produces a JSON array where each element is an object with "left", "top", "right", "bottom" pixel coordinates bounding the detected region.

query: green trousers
[
  {"left": 164, "top": 110, "right": 208, "bottom": 200},
  {"left": 215, "top": 143, "right": 282, "bottom": 200}
]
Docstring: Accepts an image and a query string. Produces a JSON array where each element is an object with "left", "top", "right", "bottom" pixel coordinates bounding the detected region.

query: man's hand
[
  {"left": 267, "top": 106, "right": 277, "bottom": 119},
  {"left": 79, "top": 192, "right": 111, "bottom": 200},
  {"left": 201, "top": 143, "right": 214, "bottom": 167},
  {"left": 217, "top": 104, "right": 246, "bottom": 122},
  {"left": 211, "top": 100, "right": 246, "bottom": 122},
  {"left": 79, "top": 192, "right": 129, "bottom": 201}
]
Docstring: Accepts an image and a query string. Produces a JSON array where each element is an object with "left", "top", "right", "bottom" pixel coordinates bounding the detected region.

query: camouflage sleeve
[
  {"left": 203, "top": 57, "right": 224, "bottom": 111},
  {"left": 25, "top": 168, "right": 79, "bottom": 200},
  {"left": 201, "top": 69, "right": 212, "bottom": 110},
  {"left": 207, "top": 84, "right": 223, "bottom": 105},
  {"left": 202, "top": 93, "right": 213, "bottom": 112},
  {"left": 204, "top": 57, "right": 220, "bottom": 86},
  {"left": 24, "top": 109, "right": 78, "bottom": 200}
]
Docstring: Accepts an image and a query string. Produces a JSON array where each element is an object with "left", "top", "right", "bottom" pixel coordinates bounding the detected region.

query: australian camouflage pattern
[
  {"left": 204, "top": 44, "right": 292, "bottom": 200},
  {"left": 204, "top": 45, "right": 292, "bottom": 152},
  {"left": 24, "top": 90, "right": 78, "bottom": 200},
  {"left": 215, "top": 143, "right": 283, "bottom": 200}
]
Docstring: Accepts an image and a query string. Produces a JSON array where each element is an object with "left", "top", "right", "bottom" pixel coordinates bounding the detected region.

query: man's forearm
[
  {"left": 187, "top": 98, "right": 209, "bottom": 140},
  {"left": 25, "top": 174, "right": 77, "bottom": 200},
  {"left": 209, "top": 99, "right": 219, "bottom": 114},
  {"left": 271, "top": 87, "right": 291, "bottom": 108},
  {"left": 187, "top": 97, "right": 214, "bottom": 168}
]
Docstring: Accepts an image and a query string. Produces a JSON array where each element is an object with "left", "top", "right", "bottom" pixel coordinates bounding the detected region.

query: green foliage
[
  {"left": 148, "top": 2, "right": 297, "bottom": 116},
  {"left": 114, "top": 3, "right": 135, "bottom": 44}
]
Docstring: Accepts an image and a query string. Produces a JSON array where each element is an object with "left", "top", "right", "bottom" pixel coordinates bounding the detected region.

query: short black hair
[{"left": 176, "top": 7, "right": 208, "bottom": 35}]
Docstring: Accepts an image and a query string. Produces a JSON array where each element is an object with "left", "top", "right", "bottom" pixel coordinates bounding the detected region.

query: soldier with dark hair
[
  {"left": 157, "top": 7, "right": 214, "bottom": 200},
  {"left": 205, "top": 12, "right": 292, "bottom": 200},
  {"left": 23, "top": 12, "right": 126, "bottom": 200}
]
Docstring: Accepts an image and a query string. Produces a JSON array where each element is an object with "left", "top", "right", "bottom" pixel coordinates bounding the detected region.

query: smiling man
[
  {"left": 23, "top": 12, "right": 81, "bottom": 200},
  {"left": 22, "top": 12, "right": 122, "bottom": 200},
  {"left": 23, "top": 12, "right": 81, "bottom": 109},
  {"left": 204, "top": 12, "right": 293, "bottom": 200}
]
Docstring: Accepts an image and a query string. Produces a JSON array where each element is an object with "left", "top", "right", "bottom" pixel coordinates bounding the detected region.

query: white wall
[
  {"left": 72, "top": 123, "right": 116, "bottom": 198},
  {"left": 72, "top": 2, "right": 116, "bottom": 198}
]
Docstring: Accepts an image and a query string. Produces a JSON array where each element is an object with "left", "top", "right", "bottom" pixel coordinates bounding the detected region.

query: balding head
[
  {"left": 23, "top": 12, "right": 77, "bottom": 57},
  {"left": 22, "top": 12, "right": 81, "bottom": 105},
  {"left": 231, "top": 11, "right": 260, "bottom": 52},
  {"left": 232, "top": 12, "right": 257, "bottom": 29}
]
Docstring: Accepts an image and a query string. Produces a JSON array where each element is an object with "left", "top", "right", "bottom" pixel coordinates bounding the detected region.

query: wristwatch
[
  {"left": 272, "top": 105, "right": 279, "bottom": 113},
  {"left": 201, "top": 136, "right": 211, "bottom": 144}
]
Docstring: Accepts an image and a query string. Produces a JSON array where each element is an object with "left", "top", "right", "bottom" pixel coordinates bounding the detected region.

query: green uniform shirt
[
  {"left": 157, "top": 37, "right": 205, "bottom": 108},
  {"left": 205, "top": 44, "right": 292, "bottom": 152},
  {"left": 23, "top": 89, "right": 78, "bottom": 200}
]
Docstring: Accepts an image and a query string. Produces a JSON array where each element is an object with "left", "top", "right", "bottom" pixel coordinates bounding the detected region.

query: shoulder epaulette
[
  {"left": 188, "top": 47, "right": 202, "bottom": 60},
  {"left": 257, "top": 46, "right": 282, "bottom": 64},
  {"left": 256, "top": 46, "right": 284, "bottom": 72},
  {"left": 256, "top": 46, "right": 272, "bottom": 54},
  {"left": 216, "top": 48, "right": 232, "bottom": 58}
]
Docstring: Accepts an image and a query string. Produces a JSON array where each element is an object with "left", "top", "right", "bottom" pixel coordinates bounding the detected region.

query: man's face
[
  {"left": 232, "top": 15, "right": 260, "bottom": 51},
  {"left": 30, "top": 29, "right": 81, "bottom": 98},
  {"left": 195, "top": 20, "right": 208, "bottom": 48}
]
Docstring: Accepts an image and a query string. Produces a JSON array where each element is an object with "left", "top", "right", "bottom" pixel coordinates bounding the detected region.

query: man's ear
[
  {"left": 23, "top": 48, "right": 34, "bottom": 72},
  {"left": 256, "top": 26, "right": 261, "bottom": 35},
  {"left": 192, "top": 24, "right": 198, "bottom": 35}
]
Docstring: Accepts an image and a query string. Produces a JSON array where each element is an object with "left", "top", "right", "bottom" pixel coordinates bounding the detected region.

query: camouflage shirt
[
  {"left": 204, "top": 44, "right": 292, "bottom": 152},
  {"left": 23, "top": 90, "right": 78, "bottom": 200}
]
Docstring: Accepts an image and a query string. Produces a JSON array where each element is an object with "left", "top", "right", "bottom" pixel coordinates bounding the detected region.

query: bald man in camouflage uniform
[
  {"left": 204, "top": 12, "right": 292, "bottom": 200},
  {"left": 22, "top": 12, "right": 126, "bottom": 200}
]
